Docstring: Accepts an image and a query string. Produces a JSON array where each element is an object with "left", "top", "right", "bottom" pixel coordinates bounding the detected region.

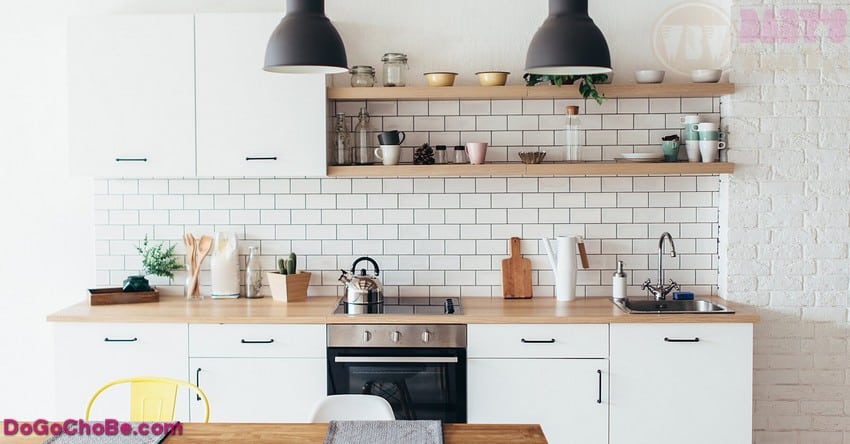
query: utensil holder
[{"left": 267, "top": 271, "right": 311, "bottom": 302}]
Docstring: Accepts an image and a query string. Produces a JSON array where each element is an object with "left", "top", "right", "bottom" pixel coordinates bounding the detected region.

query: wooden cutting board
[{"left": 501, "top": 237, "right": 533, "bottom": 299}]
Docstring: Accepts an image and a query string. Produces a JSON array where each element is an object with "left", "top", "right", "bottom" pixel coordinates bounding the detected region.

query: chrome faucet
[{"left": 642, "top": 232, "right": 680, "bottom": 300}]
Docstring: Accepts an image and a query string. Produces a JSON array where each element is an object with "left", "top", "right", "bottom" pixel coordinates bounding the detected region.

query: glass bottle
[
  {"left": 353, "top": 107, "right": 372, "bottom": 165},
  {"left": 381, "top": 53, "right": 408, "bottom": 87},
  {"left": 453, "top": 145, "right": 467, "bottom": 164},
  {"left": 564, "top": 105, "right": 583, "bottom": 162},
  {"left": 435, "top": 145, "right": 447, "bottom": 164},
  {"left": 333, "top": 113, "right": 351, "bottom": 166},
  {"left": 350, "top": 65, "right": 376, "bottom": 87},
  {"left": 245, "top": 246, "right": 262, "bottom": 299}
]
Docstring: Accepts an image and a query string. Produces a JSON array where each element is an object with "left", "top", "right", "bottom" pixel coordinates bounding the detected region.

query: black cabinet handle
[
  {"left": 104, "top": 337, "right": 138, "bottom": 342},
  {"left": 241, "top": 339, "right": 275, "bottom": 344},
  {"left": 597, "top": 370, "right": 603, "bottom": 404},
  {"left": 245, "top": 157, "right": 278, "bottom": 161},
  {"left": 664, "top": 337, "right": 700, "bottom": 343},
  {"left": 195, "top": 368, "right": 202, "bottom": 401},
  {"left": 521, "top": 338, "right": 556, "bottom": 344},
  {"left": 115, "top": 158, "right": 148, "bottom": 162}
]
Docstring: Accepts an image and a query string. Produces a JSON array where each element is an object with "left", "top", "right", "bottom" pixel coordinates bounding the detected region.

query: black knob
[{"left": 444, "top": 298, "right": 455, "bottom": 314}]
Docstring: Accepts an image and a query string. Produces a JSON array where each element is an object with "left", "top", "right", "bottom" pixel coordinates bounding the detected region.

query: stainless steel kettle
[{"left": 339, "top": 257, "right": 384, "bottom": 314}]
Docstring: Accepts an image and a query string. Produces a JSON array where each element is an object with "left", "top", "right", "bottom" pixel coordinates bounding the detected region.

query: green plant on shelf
[
  {"left": 277, "top": 252, "right": 298, "bottom": 275},
  {"left": 135, "top": 235, "right": 182, "bottom": 279},
  {"left": 522, "top": 73, "right": 608, "bottom": 105}
]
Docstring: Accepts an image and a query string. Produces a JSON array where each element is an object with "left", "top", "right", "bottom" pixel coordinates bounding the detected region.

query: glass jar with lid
[
  {"left": 350, "top": 65, "right": 376, "bottom": 87},
  {"left": 381, "top": 53, "right": 408, "bottom": 87}
]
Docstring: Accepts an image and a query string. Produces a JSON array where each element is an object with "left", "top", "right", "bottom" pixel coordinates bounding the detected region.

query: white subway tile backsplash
[
  {"left": 491, "top": 100, "right": 523, "bottom": 115},
  {"left": 523, "top": 100, "right": 554, "bottom": 115},
  {"left": 260, "top": 179, "right": 290, "bottom": 194},
  {"left": 460, "top": 100, "right": 490, "bottom": 116},
  {"left": 491, "top": 131, "right": 523, "bottom": 146},
  {"left": 602, "top": 114, "right": 633, "bottom": 130},
  {"left": 445, "top": 116, "right": 476, "bottom": 131},
  {"left": 507, "top": 115, "right": 538, "bottom": 131},
  {"left": 397, "top": 101, "right": 428, "bottom": 116},
  {"left": 649, "top": 98, "right": 681, "bottom": 113},
  {"left": 414, "top": 116, "right": 445, "bottom": 131},
  {"left": 617, "top": 99, "right": 649, "bottom": 114},
  {"left": 383, "top": 116, "right": 414, "bottom": 131},
  {"left": 429, "top": 101, "right": 460, "bottom": 116},
  {"left": 476, "top": 115, "right": 507, "bottom": 131}
]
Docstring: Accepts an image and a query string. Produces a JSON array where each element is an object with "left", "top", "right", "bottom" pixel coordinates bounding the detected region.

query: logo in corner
[{"left": 652, "top": 2, "right": 733, "bottom": 75}]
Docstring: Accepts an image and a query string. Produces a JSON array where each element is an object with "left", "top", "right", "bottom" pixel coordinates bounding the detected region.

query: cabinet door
[
  {"left": 468, "top": 358, "right": 608, "bottom": 444},
  {"left": 68, "top": 15, "right": 195, "bottom": 177},
  {"left": 189, "top": 358, "right": 326, "bottom": 422},
  {"left": 195, "top": 13, "right": 327, "bottom": 177},
  {"left": 54, "top": 323, "right": 190, "bottom": 420},
  {"left": 610, "top": 323, "right": 753, "bottom": 444}
]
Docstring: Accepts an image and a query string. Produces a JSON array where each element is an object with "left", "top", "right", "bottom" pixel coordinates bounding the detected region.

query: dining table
[{"left": 0, "top": 422, "right": 548, "bottom": 443}]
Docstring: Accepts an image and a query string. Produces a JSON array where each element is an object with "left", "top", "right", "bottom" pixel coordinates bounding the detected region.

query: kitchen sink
[{"left": 612, "top": 298, "right": 735, "bottom": 314}]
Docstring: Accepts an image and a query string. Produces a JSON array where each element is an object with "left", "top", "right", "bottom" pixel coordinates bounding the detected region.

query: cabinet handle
[
  {"left": 596, "top": 370, "right": 602, "bottom": 404},
  {"left": 115, "top": 158, "right": 148, "bottom": 162},
  {"left": 664, "top": 337, "right": 700, "bottom": 343},
  {"left": 195, "top": 368, "right": 202, "bottom": 401},
  {"left": 245, "top": 157, "right": 278, "bottom": 161},
  {"left": 520, "top": 338, "right": 556, "bottom": 344},
  {"left": 103, "top": 337, "right": 138, "bottom": 342},
  {"left": 241, "top": 339, "right": 275, "bottom": 344}
]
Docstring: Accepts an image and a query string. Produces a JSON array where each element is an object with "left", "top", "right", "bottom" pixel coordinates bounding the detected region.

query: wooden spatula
[{"left": 502, "top": 237, "right": 533, "bottom": 299}]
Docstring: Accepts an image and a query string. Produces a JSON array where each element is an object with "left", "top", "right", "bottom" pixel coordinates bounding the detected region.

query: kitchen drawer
[
  {"left": 55, "top": 323, "right": 188, "bottom": 355},
  {"left": 189, "top": 324, "right": 325, "bottom": 358},
  {"left": 468, "top": 324, "right": 608, "bottom": 358}
]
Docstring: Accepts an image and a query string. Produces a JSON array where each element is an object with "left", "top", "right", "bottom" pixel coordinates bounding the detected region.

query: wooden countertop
[
  {"left": 0, "top": 422, "right": 547, "bottom": 443},
  {"left": 47, "top": 295, "right": 759, "bottom": 324}
]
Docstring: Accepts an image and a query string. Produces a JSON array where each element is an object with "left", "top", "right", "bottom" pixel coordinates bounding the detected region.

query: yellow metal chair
[{"left": 84, "top": 376, "right": 210, "bottom": 423}]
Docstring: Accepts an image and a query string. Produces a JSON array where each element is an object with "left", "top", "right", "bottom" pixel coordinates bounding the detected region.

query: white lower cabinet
[
  {"left": 467, "top": 324, "right": 609, "bottom": 444},
  {"left": 188, "top": 324, "right": 326, "bottom": 422},
  {"left": 54, "top": 323, "right": 190, "bottom": 420},
  {"left": 609, "top": 323, "right": 753, "bottom": 444}
]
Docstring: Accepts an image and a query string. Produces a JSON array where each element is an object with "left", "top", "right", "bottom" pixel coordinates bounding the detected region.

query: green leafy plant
[
  {"left": 135, "top": 235, "right": 182, "bottom": 279},
  {"left": 523, "top": 73, "right": 608, "bottom": 105}
]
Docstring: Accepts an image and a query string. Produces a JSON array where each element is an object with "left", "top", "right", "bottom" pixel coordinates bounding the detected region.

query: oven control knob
[
  {"left": 421, "top": 331, "right": 432, "bottom": 343},
  {"left": 362, "top": 331, "right": 372, "bottom": 343},
  {"left": 390, "top": 331, "right": 402, "bottom": 343}
]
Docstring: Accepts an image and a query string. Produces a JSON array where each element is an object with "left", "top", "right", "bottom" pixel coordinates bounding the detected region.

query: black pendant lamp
[
  {"left": 264, "top": 0, "right": 348, "bottom": 74},
  {"left": 525, "top": 0, "right": 612, "bottom": 75}
]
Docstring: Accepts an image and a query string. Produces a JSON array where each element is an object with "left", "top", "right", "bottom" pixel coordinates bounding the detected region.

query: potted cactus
[{"left": 266, "top": 252, "right": 311, "bottom": 302}]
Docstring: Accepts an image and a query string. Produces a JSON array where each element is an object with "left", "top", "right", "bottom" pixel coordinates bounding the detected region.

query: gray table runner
[
  {"left": 324, "top": 420, "right": 443, "bottom": 444},
  {"left": 42, "top": 422, "right": 171, "bottom": 444}
]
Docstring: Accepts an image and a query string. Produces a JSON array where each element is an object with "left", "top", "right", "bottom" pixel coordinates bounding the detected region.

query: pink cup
[{"left": 465, "top": 142, "right": 488, "bottom": 165}]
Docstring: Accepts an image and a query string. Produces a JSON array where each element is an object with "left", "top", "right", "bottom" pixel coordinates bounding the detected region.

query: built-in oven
[{"left": 327, "top": 324, "right": 467, "bottom": 423}]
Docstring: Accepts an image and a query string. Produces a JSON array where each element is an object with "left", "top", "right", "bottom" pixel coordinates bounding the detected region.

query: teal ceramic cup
[
  {"left": 684, "top": 126, "right": 700, "bottom": 141},
  {"left": 661, "top": 140, "right": 680, "bottom": 162},
  {"left": 698, "top": 130, "right": 722, "bottom": 141}
]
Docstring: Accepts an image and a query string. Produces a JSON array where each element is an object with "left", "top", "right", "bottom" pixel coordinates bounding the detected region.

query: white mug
[
  {"left": 374, "top": 145, "right": 401, "bottom": 165},
  {"left": 685, "top": 140, "right": 701, "bottom": 162},
  {"left": 696, "top": 122, "right": 718, "bottom": 132},
  {"left": 680, "top": 115, "right": 700, "bottom": 125},
  {"left": 699, "top": 140, "right": 725, "bottom": 163}
]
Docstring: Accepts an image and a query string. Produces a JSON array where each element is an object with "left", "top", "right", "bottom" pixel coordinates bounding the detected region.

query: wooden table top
[{"left": 0, "top": 422, "right": 547, "bottom": 443}]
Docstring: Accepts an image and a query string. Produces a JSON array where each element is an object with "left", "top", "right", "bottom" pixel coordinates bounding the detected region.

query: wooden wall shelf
[
  {"left": 327, "top": 83, "right": 735, "bottom": 101},
  {"left": 326, "top": 162, "right": 735, "bottom": 178}
]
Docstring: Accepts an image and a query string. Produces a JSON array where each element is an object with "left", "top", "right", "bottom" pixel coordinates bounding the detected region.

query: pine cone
[{"left": 414, "top": 143, "right": 436, "bottom": 165}]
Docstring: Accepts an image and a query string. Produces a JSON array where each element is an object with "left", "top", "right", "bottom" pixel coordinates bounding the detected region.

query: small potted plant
[
  {"left": 124, "top": 235, "right": 182, "bottom": 292},
  {"left": 523, "top": 73, "right": 609, "bottom": 105},
  {"left": 266, "top": 252, "right": 311, "bottom": 302}
]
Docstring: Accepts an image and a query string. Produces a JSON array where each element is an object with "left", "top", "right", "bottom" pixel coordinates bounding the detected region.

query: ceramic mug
[
  {"left": 680, "top": 115, "right": 701, "bottom": 125},
  {"left": 685, "top": 140, "right": 701, "bottom": 162},
  {"left": 374, "top": 145, "right": 401, "bottom": 165},
  {"left": 696, "top": 122, "right": 718, "bottom": 132},
  {"left": 661, "top": 140, "right": 680, "bottom": 162},
  {"left": 699, "top": 140, "right": 726, "bottom": 163},
  {"left": 682, "top": 115, "right": 701, "bottom": 141},
  {"left": 465, "top": 142, "right": 488, "bottom": 165},
  {"left": 698, "top": 130, "right": 723, "bottom": 141},
  {"left": 377, "top": 130, "right": 405, "bottom": 145}
]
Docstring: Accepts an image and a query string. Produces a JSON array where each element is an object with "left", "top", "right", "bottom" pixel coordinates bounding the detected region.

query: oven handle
[{"left": 334, "top": 356, "right": 459, "bottom": 364}]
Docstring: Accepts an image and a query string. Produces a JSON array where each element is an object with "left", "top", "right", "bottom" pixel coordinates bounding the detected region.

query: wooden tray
[{"left": 89, "top": 287, "right": 160, "bottom": 306}]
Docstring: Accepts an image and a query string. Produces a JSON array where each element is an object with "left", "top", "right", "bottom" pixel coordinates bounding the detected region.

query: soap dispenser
[{"left": 612, "top": 260, "right": 627, "bottom": 301}]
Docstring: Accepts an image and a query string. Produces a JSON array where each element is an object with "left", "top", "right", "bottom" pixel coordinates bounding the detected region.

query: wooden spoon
[
  {"left": 192, "top": 235, "right": 213, "bottom": 296},
  {"left": 183, "top": 234, "right": 197, "bottom": 296}
]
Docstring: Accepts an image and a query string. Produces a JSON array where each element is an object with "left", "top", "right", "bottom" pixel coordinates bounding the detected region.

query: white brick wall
[{"left": 725, "top": 4, "right": 850, "bottom": 443}]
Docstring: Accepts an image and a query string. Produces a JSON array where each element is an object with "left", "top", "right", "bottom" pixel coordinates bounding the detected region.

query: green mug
[
  {"left": 698, "top": 130, "right": 722, "bottom": 141},
  {"left": 661, "top": 140, "right": 680, "bottom": 162}
]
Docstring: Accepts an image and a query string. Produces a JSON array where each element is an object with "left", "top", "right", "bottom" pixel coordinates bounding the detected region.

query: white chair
[{"left": 310, "top": 395, "right": 396, "bottom": 422}]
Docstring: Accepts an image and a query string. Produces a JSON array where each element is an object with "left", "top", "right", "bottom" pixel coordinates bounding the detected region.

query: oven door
[{"left": 327, "top": 347, "right": 466, "bottom": 423}]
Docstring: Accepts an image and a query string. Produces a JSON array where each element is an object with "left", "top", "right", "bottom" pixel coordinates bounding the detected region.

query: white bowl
[
  {"left": 691, "top": 69, "right": 722, "bottom": 83},
  {"left": 634, "top": 70, "right": 665, "bottom": 84}
]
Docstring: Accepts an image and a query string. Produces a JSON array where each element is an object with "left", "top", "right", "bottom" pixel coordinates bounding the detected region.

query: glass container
[
  {"left": 435, "top": 145, "right": 447, "bottom": 164},
  {"left": 564, "top": 105, "right": 583, "bottom": 162},
  {"left": 452, "top": 145, "right": 467, "bottom": 164},
  {"left": 350, "top": 65, "right": 376, "bottom": 87},
  {"left": 333, "top": 113, "right": 351, "bottom": 166},
  {"left": 245, "top": 246, "right": 262, "bottom": 299},
  {"left": 381, "top": 53, "right": 408, "bottom": 87},
  {"left": 353, "top": 107, "right": 373, "bottom": 165}
]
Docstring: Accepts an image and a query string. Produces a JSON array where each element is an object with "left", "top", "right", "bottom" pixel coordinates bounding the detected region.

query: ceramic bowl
[
  {"left": 634, "top": 70, "right": 665, "bottom": 84},
  {"left": 424, "top": 72, "right": 458, "bottom": 87},
  {"left": 518, "top": 151, "right": 546, "bottom": 164},
  {"left": 691, "top": 69, "right": 722, "bottom": 83},
  {"left": 475, "top": 71, "right": 510, "bottom": 86}
]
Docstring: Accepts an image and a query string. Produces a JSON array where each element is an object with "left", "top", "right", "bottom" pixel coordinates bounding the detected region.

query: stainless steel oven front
[{"left": 327, "top": 324, "right": 467, "bottom": 423}]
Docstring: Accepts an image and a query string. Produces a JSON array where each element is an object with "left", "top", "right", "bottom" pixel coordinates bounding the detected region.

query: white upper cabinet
[
  {"left": 195, "top": 13, "right": 328, "bottom": 177},
  {"left": 68, "top": 15, "right": 196, "bottom": 177}
]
